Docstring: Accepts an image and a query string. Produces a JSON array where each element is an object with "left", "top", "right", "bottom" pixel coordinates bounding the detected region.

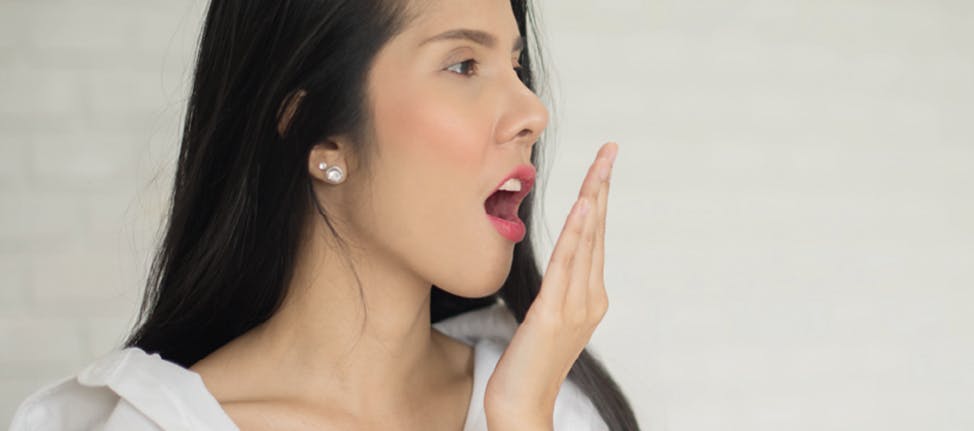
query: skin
[{"left": 188, "top": 0, "right": 619, "bottom": 429}]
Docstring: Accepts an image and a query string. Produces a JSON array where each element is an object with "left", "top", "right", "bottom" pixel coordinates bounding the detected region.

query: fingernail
[{"left": 608, "top": 144, "right": 618, "bottom": 165}]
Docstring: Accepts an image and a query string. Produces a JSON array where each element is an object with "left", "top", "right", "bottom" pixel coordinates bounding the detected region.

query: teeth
[{"left": 498, "top": 178, "right": 522, "bottom": 192}]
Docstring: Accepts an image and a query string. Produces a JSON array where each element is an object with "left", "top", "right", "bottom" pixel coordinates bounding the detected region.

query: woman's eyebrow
[{"left": 419, "top": 28, "right": 525, "bottom": 53}]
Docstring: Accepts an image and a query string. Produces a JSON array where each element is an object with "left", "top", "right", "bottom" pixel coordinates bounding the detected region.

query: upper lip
[{"left": 487, "top": 163, "right": 536, "bottom": 208}]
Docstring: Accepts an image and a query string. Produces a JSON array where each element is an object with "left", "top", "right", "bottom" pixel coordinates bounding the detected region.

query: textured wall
[
  {"left": 3, "top": 0, "right": 973, "bottom": 429},
  {"left": 0, "top": 0, "right": 206, "bottom": 423}
]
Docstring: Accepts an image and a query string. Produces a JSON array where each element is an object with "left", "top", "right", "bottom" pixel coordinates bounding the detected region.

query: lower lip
[{"left": 486, "top": 213, "right": 526, "bottom": 243}]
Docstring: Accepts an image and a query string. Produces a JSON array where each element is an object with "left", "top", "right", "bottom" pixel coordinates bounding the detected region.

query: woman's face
[{"left": 334, "top": 0, "right": 548, "bottom": 297}]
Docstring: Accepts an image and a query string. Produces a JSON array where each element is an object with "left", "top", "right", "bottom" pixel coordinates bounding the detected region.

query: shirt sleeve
[{"left": 8, "top": 376, "right": 119, "bottom": 431}]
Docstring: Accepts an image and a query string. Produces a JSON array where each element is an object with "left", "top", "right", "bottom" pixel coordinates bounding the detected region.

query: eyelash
[{"left": 446, "top": 58, "right": 523, "bottom": 77}]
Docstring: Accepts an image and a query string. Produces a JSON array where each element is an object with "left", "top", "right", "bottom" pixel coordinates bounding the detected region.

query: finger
[
  {"left": 539, "top": 143, "right": 614, "bottom": 309},
  {"left": 565, "top": 180, "right": 599, "bottom": 315},
  {"left": 537, "top": 197, "right": 590, "bottom": 308},
  {"left": 577, "top": 143, "right": 615, "bottom": 202},
  {"left": 590, "top": 143, "right": 617, "bottom": 312},
  {"left": 564, "top": 143, "right": 614, "bottom": 314}
]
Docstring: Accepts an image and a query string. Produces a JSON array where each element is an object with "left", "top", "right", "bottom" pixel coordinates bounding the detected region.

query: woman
[{"left": 11, "top": 0, "right": 639, "bottom": 429}]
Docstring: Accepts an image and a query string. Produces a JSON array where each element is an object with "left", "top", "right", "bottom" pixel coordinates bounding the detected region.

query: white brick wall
[
  {"left": 3, "top": 0, "right": 974, "bottom": 429},
  {"left": 0, "top": 0, "right": 204, "bottom": 424}
]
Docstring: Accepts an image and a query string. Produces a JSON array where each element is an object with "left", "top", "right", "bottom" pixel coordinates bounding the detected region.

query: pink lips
[
  {"left": 487, "top": 214, "right": 526, "bottom": 243},
  {"left": 485, "top": 164, "right": 536, "bottom": 243}
]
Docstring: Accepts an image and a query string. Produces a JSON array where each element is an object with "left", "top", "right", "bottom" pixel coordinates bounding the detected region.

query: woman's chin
[{"left": 440, "top": 264, "right": 512, "bottom": 299}]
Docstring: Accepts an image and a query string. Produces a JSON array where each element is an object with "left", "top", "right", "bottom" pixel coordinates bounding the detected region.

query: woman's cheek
[{"left": 413, "top": 101, "right": 487, "bottom": 170}]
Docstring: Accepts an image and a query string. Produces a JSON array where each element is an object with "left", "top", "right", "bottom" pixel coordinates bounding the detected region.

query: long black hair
[{"left": 125, "top": 0, "right": 639, "bottom": 429}]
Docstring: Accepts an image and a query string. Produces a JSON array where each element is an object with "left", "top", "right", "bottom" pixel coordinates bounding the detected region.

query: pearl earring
[{"left": 317, "top": 162, "right": 345, "bottom": 184}]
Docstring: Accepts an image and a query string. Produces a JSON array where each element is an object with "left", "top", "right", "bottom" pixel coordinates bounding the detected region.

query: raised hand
[{"left": 484, "top": 142, "right": 618, "bottom": 430}]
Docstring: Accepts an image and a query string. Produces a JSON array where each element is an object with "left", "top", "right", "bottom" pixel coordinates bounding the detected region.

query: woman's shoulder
[
  {"left": 9, "top": 347, "right": 238, "bottom": 431},
  {"left": 435, "top": 302, "right": 610, "bottom": 430}
]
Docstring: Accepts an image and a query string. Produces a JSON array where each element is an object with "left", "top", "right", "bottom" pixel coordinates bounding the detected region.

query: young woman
[{"left": 11, "top": 0, "right": 639, "bottom": 429}]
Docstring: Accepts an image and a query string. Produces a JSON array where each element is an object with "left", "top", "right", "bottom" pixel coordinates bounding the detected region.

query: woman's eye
[
  {"left": 446, "top": 59, "right": 524, "bottom": 77},
  {"left": 446, "top": 59, "right": 478, "bottom": 77}
]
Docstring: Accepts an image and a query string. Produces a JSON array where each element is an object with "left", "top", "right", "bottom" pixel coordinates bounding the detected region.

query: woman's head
[
  {"left": 301, "top": 0, "right": 549, "bottom": 299},
  {"left": 127, "top": 0, "right": 638, "bottom": 428}
]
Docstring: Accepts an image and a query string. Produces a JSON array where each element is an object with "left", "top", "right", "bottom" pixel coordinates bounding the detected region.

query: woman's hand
[{"left": 484, "top": 142, "right": 618, "bottom": 430}]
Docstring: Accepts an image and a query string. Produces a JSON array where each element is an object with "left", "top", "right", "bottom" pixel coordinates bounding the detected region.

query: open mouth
[
  {"left": 484, "top": 189, "right": 520, "bottom": 221},
  {"left": 483, "top": 164, "right": 535, "bottom": 243}
]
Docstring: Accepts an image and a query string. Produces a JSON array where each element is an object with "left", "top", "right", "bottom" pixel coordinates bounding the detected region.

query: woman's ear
[
  {"left": 277, "top": 89, "right": 307, "bottom": 137},
  {"left": 308, "top": 139, "right": 354, "bottom": 185}
]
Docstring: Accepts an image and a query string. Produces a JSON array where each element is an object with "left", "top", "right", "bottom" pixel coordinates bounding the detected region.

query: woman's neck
[{"left": 190, "top": 225, "right": 467, "bottom": 418}]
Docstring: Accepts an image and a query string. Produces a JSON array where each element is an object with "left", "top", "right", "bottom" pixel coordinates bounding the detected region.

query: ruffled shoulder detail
[{"left": 9, "top": 347, "right": 238, "bottom": 430}]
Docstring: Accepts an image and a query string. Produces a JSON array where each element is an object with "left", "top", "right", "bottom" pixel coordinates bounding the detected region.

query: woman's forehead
[{"left": 402, "top": 0, "right": 521, "bottom": 50}]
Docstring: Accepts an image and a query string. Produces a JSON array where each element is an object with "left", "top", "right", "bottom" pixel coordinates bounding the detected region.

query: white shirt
[{"left": 9, "top": 303, "right": 609, "bottom": 430}]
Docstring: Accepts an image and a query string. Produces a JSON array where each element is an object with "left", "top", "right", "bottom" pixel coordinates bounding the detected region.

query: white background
[{"left": 2, "top": 0, "right": 973, "bottom": 429}]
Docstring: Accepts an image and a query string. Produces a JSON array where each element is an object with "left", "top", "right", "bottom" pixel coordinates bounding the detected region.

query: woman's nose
[{"left": 498, "top": 73, "right": 549, "bottom": 148}]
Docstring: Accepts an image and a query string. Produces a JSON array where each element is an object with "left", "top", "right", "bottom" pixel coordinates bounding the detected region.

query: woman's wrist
[
  {"left": 485, "top": 412, "right": 553, "bottom": 431},
  {"left": 486, "top": 421, "right": 552, "bottom": 431}
]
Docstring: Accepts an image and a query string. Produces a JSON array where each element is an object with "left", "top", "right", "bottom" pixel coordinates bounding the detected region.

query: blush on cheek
[
  {"left": 405, "top": 104, "right": 487, "bottom": 176},
  {"left": 375, "top": 81, "right": 493, "bottom": 220}
]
